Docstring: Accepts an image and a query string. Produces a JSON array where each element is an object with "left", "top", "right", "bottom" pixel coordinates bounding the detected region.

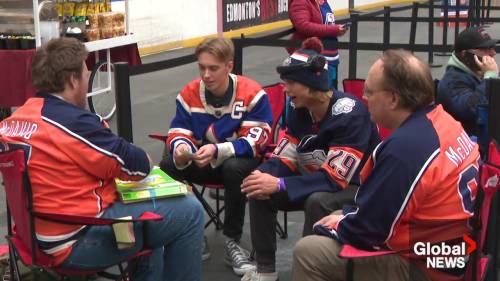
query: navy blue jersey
[{"left": 259, "top": 91, "right": 380, "bottom": 201}]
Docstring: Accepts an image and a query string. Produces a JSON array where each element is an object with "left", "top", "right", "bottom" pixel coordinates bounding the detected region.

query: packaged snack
[
  {"left": 112, "top": 26, "right": 124, "bottom": 37},
  {"left": 98, "top": 0, "right": 106, "bottom": 13},
  {"left": 87, "top": 14, "right": 99, "bottom": 28},
  {"left": 85, "top": 28, "right": 100, "bottom": 41},
  {"left": 63, "top": 2, "right": 76, "bottom": 17},
  {"left": 98, "top": 12, "right": 113, "bottom": 29},
  {"left": 74, "top": 2, "right": 88, "bottom": 16},
  {"left": 87, "top": 1, "right": 97, "bottom": 15},
  {"left": 112, "top": 12, "right": 125, "bottom": 27},
  {"left": 56, "top": 1, "right": 64, "bottom": 17},
  {"left": 105, "top": 0, "right": 112, "bottom": 12},
  {"left": 100, "top": 27, "right": 113, "bottom": 39}
]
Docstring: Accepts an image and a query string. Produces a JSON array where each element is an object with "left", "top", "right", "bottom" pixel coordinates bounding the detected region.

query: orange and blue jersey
[
  {"left": 0, "top": 93, "right": 150, "bottom": 265},
  {"left": 326, "top": 105, "right": 479, "bottom": 279},
  {"left": 167, "top": 74, "right": 273, "bottom": 168},
  {"left": 259, "top": 91, "right": 380, "bottom": 202}
]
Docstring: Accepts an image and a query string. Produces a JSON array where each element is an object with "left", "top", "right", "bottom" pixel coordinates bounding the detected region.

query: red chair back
[
  {"left": 343, "top": 79, "right": 392, "bottom": 140},
  {"left": 342, "top": 79, "right": 365, "bottom": 101},
  {"left": 0, "top": 146, "right": 53, "bottom": 266},
  {"left": 464, "top": 141, "right": 500, "bottom": 281},
  {"left": 263, "top": 83, "right": 287, "bottom": 143}
]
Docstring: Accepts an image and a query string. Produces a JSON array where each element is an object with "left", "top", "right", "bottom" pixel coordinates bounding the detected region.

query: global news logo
[{"left": 413, "top": 235, "right": 476, "bottom": 269}]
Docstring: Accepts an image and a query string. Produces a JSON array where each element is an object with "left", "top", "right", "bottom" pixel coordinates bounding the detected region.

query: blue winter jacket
[{"left": 436, "top": 53, "right": 498, "bottom": 136}]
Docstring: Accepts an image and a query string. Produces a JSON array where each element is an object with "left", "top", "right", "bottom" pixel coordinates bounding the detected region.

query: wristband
[{"left": 277, "top": 177, "right": 286, "bottom": 192}]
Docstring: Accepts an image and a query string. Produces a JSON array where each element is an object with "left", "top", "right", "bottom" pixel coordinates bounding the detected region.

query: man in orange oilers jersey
[
  {"left": 0, "top": 38, "right": 204, "bottom": 281},
  {"left": 292, "top": 49, "right": 480, "bottom": 281}
]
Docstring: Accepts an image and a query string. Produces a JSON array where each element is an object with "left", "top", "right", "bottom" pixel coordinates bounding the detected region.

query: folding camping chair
[
  {"left": 0, "top": 145, "right": 163, "bottom": 281},
  {"left": 342, "top": 79, "right": 392, "bottom": 140}
]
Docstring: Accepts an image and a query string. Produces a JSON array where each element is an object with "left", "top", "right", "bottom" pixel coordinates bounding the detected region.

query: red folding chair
[
  {"left": 467, "top": 141, "right": 500, "bottom": 281},
  {"left": 338, "top": 141, "right": 500, "bottom": 281},
  {"left": 0, "top": 147, "right": 162, "bottom": 281},
  {"left": 262, "top": 82, "right": 289, "bottom": 239},
  {"left": 342, "top": 79, "right": 392, "bottom": 140}
]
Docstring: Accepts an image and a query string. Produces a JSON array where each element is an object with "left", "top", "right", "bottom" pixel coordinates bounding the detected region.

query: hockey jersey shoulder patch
[{"left": 332, "top": 97, "right": 356, "bottom": 116}]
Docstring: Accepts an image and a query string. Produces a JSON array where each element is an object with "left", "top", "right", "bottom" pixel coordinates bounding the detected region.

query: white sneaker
[
  {"left": 202, "top": 235, "right": 211, "bottom": 261},
  {"left": 224, "top": 239, "right": 256, "bottom": 276},
  {"left": 241, "top": 271, "right": 278, "bottom": 281}
]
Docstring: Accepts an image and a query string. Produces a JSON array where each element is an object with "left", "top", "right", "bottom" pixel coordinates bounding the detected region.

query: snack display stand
[{"left": 0, "top": 0, "right": 140, "bottom": 109}]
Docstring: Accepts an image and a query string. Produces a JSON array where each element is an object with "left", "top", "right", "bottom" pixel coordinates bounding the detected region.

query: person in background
[
  {"left": 293, "top": 49, "right": 480, "bottom": 281},
  {"left": 240, "top": 37, "right": 380, "bottom": 281},
  {"left": 437, "top": 26, "right": 499, "bottom": 136},
  {"left": 0, "top": 37, "right": 204, "bottom": 281},
  {"left": 160, "top": 37, "right": 273, "bottom": 276},
  {"left": 288, "top": 0, "right": 348, "bottom": 89}
]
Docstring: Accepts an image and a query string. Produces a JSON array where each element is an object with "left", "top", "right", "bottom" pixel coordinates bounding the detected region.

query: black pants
[
  {"left": 250, "top": 185, "right": 358, "bottom": 273},
  {"left": 160, "top": 154, "right": 260, "bottom": 241}
]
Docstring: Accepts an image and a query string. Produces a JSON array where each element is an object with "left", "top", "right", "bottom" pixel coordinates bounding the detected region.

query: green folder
[{"left": 116, "top": 166, "right": 188, "bottom": 204}]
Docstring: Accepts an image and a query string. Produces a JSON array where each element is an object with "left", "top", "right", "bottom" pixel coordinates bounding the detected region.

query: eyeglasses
[{"left": 363, "top": 86, "right": 389, "bottom": 98}]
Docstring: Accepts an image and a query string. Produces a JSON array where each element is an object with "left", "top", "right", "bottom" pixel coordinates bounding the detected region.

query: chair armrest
[
  {"left": 338, "top": 244, "right": 395, "bottom": 258},
  {"left": 34, "top": 211, "right": 163, "bottom": 226},
  {"left": 148, "top": 133, "right": 167, "bottom": 142}
]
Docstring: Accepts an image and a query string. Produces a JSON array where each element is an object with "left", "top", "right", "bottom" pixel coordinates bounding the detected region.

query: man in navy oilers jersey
[
  {"left": 160, "top": 37, "right": 273, "bottom": 276},
  {"left": 293, "top": 50, "right": 480, "bottom": 281},
  {"left": 240, "top": 38, "right": 380, "bottom": 281}
]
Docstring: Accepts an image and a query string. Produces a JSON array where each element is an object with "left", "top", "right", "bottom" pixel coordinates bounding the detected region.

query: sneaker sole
[
  {"left": 224, "top": 257, "right": 256, "bottom": 276},
  {"left": 202, "top": 253, "right": 211, "bottom": 261}
]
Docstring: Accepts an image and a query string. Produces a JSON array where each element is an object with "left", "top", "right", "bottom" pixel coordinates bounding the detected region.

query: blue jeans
[
  {"left": 60, "top": 195, "right": 204, "bottom": 281},
  {"left": 328, "top": 62, "right": 338, "bottom": 90}
]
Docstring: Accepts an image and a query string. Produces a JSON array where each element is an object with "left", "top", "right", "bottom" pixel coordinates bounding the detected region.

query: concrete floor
[{"left": 1, "top": 4, "right": 500, "bottom": 281}]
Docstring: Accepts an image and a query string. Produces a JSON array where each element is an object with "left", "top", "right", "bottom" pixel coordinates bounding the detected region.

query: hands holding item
[
  {"left": 193, "top": 144, "right": 217, "bottom": 167},
  {"left": 313, "top": 213, "right": 343, "bottom": 229},
  {"left": 174, "top": 143, "right": 193, "bottom": 167},
  {"left": 173, "top": 143, "right": 218, "bottom": 168},
  {"left": 241, "top": 170, "right": 280, "bottom": 200},
  {"left": 337, "top": 24, "right": 348, "bottom": 36},
  {"left": 475, "top": 54, "right": 499, "bottom": 74}
]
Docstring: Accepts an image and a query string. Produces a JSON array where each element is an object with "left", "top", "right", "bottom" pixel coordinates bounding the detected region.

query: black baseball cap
[{"left": 455, "top": 26, "right": 499, "bottom": 52}]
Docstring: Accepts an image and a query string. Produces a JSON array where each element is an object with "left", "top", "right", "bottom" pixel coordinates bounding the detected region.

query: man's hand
[
  {"left": 174, "top": 143, "right": 192, "bottom": 166},
  {"left": 194, "top": 144, "right": 216, "bottom": 167},
  {"left": 241, "top": 170, "right": 279, "bottom": 199},
  {"left": 313, "top": 213, "right": 343, "bottom": 229},
  {"left": 475, "top": 54, "right": 499, "bottom": 74}
]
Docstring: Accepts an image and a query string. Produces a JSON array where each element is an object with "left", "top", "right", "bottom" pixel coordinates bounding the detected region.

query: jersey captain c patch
[{"left": 332, "top": 98, "right": 356, "bottom": 116}]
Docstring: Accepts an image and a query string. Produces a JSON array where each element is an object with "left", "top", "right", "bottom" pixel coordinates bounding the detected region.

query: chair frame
[
  {"left": 338, "top": 142, "right": 500, "bottom": 281},
  {"left": 1, "top": 148, "right": 162, "bottom": 281}
]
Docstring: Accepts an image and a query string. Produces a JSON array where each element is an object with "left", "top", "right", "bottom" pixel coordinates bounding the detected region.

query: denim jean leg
[
  {"left": 60, "top": 194, "right": 204, "bottom": 281},
  {"left": 143, "top": 195, "right": 204, "bottom": 281},
  {"left": 328, "top": 62, "right": 338, "bottom": 90}
]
